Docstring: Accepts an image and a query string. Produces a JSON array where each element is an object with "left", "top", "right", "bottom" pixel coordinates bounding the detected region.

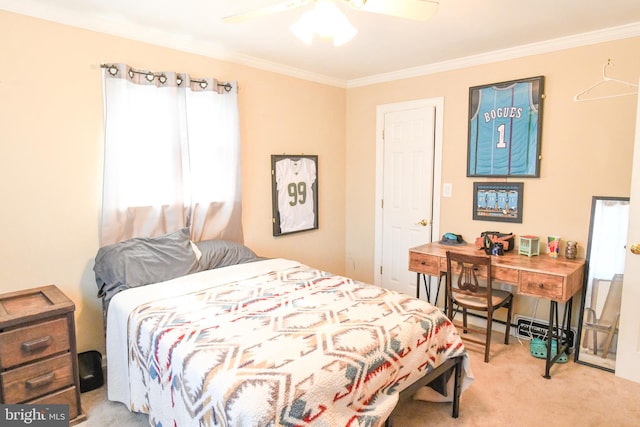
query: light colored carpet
[{"left": 77, "top": 337, "right": 640, "bottom": 426}]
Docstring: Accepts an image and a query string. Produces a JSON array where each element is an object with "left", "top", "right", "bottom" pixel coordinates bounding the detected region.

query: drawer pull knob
[
  {"left": 26, "top": 372, "right": 56, "bottom": 389},
  {"left": 421, "top": 261, "right": 426, "bottom": 265},
  {"left": 538, "top": 283, "right": 544, "bottom": 288},
  {"left": 21, "top": 336, "right": 52, "bottom": 353}
]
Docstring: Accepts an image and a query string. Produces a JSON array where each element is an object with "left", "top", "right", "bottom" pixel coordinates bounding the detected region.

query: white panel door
[
  {"left": 380, "top": 105, "right": 436, "bottom": 294},
  {"left": 616, "top": 79, "right": 640, "bottom": 383}
]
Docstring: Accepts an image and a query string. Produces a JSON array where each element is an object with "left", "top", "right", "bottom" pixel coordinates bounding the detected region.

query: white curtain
[{"left": 100, "top": 64, "right": 242, "bottom": 246}]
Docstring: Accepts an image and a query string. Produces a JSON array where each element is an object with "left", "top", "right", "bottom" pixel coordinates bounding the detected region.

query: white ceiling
[{"left": 3, "top": 0, "right": 640, "bottom": 87}]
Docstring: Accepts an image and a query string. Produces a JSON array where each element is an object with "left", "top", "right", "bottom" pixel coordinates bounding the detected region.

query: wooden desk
[{"left": 409, "top": 242, "right": 585, "bottom": 378}]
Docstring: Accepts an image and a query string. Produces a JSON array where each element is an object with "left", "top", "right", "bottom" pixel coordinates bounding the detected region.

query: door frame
[{"left": 373, "top": 97, "right": 444, "bottom": 288}]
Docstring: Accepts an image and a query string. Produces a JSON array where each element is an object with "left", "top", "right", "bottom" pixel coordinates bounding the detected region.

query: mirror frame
[{"left": 575, "top": 195, "right": 630, "bottom": 371}]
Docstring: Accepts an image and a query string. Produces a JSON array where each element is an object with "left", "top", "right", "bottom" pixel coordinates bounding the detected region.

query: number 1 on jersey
[{"left": 496, "top": 123, "right": 507, "bottom": 149}]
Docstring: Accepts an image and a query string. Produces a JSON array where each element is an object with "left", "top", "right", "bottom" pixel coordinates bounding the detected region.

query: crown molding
[{"left": 347, "top": 22, "right": 640, "bottom": 88}]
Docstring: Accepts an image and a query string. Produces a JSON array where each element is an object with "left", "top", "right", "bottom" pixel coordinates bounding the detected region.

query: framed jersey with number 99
[
  {"left": 271, "top": 154, "right": 318, "bottom": 236},
  {"left": 467, "top": 76, "right": 544, "bottom": 177}
]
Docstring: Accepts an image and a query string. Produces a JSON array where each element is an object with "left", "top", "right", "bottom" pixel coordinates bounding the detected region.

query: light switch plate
[{"left": 443, "top": 183, "right": 453, "bottom": 198}]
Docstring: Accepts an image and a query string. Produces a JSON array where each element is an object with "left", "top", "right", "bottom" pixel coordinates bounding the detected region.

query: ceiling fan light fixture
[
  {"left": 290, "top": 0, "right": 357, "bottom": 46},
  {"left": 327, "top": 8, "right": 357, "bottom": 46},
  {"left": 290, "top": 10, "right": 316, "bottom": 45}
]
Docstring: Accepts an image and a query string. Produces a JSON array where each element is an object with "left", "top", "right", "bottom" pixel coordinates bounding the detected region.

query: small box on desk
[{"left": 519, "top": 236, "right": 540, "bottom": 257}]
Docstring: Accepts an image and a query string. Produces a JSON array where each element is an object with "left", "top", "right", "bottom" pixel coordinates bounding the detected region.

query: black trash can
[{"left": 78, "top": 350, "right": 104, "bottom": 393}]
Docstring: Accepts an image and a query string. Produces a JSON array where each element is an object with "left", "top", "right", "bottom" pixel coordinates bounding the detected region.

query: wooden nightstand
[{"left": 0, "top": 285, "right": 86, "bottom": 425}]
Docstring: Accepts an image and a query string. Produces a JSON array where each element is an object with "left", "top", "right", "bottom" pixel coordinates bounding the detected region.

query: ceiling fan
[{"left": 222, "top": 0, "right": 440, "bottom": 24}]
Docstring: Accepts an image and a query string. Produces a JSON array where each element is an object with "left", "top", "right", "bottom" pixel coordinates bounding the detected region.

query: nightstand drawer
[
  {"left": 1, "top": 353, "right": 73, "bottom": 403},
  {"left": 520, "top": 272, "right": 564, "bottom": 299},
  {"left": 0, "top": 317, "right": 70, "bottom": 369},
  {"left": 29, "top": 385, "right": 79, "bottom": 420}
]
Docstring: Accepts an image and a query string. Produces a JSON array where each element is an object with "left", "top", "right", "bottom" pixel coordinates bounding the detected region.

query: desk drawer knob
[
  {"left": 421, "top": 261, "right": 426, "bottom": 265},
  {"left": 21, "top": 336, "right": 52, "bottom": 353},
  {"left": 26, "top": 372, "right": 56, "bottom": 389},
  {"left": 538, "top": 283, "right": 544, "bottom": 289}
]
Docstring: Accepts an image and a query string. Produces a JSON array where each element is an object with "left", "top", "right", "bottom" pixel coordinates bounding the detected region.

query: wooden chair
[{"left": 445, "top": 251, "right": 514, "bottom": 362}]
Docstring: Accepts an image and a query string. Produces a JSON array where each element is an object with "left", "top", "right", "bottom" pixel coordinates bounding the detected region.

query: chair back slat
[
  {"left": 447, "top": 252, "right": 493, "bottom": 300},
  {"left": 457, "top": 261, "right": 480, "bottom": 292}
]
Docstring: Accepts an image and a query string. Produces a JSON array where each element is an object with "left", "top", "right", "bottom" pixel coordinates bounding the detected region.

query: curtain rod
[{"left": 100, "top": 64, "right": 233, "bottom": 92}]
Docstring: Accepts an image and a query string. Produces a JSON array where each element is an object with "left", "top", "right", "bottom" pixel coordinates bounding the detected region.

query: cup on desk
[{"left": 547, "top": 236, "right": 560, "bottom": 258}]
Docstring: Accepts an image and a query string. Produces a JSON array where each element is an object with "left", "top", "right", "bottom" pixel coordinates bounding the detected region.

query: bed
[{"left": 95, "top": 229, "right": 471, "bottom": 426}]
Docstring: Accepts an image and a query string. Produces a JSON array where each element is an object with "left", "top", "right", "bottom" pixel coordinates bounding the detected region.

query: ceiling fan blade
[
  {"left": 223, "top": 0, "right": 311, "bottom": 23},
  {"left": 347, "top": 0, "right": 439, "bottom": 21}
]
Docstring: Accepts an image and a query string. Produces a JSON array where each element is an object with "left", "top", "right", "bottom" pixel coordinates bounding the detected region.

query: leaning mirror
[{"left": 575, "top": 196, "right": 630, "bottom": 371}]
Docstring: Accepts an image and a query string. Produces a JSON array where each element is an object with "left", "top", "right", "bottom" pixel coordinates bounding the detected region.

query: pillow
[
  {"left": 194, "top": 239, "right": 259, "bottom": 271},
  {"left": 94, "top": 228, "right": 200, "bottom": 314}
]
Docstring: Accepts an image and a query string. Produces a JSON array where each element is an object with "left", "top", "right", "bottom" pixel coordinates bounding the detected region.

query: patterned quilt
[{"left": 122, "top": 261, "right": 466, "bottom": 426}]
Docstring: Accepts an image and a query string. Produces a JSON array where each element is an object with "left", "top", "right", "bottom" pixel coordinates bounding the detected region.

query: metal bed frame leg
[
  {"left": 451, "top": 355, "right": 462, "bottom": 418},
  {"left": 384, "top": 355, "right": 463, "bottom": 426}
]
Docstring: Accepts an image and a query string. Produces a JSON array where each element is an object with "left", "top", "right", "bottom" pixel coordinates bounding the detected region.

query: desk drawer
[
  {"left": 409, "top": 252, "right": 440, "bottom": 276},
  {"left": 520, "top": 272, "right": 564, "bottom": 299},
  {"left": 1, "top": 353, "right": 73, "bottom": 403},
  {"left": 0, "top": 318, "right": 70, "bottom": 369},
  {"left": 494, "top": 266, "right": 519, "bottom": 285}
]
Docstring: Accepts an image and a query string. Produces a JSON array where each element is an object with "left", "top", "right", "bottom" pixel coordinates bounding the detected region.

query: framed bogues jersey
[
  {"left": 271, "top": 155, "right": 318, "bottom": 236},
  {"left": 467, "top": 76, "right": 544, "bottom": 177}
]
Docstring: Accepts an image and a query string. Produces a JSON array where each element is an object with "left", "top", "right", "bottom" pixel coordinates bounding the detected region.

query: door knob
[
  {"left": 416, "top": 219, "right": 430, "bottom": 227},
  {"left": 631, "top": 243, "right": 640, "bottom": 255}
]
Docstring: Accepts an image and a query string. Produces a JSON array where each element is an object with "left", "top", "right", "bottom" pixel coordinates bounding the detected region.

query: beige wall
[
  {"left": 0, "top": 11, "right": 346, "bottom": 355},
  {"left": 2, "top": 9, "right": 639, "bottom": 355}
]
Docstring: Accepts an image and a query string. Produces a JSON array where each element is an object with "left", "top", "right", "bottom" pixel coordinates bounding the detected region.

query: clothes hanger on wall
[{"left": 573, "top": 59, "right": 638, "bottom": 102}]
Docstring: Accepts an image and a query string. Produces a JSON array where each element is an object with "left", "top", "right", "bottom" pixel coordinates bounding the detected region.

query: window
[{"left": 100, "top": 64, "right": 242, "bottom": 246}]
